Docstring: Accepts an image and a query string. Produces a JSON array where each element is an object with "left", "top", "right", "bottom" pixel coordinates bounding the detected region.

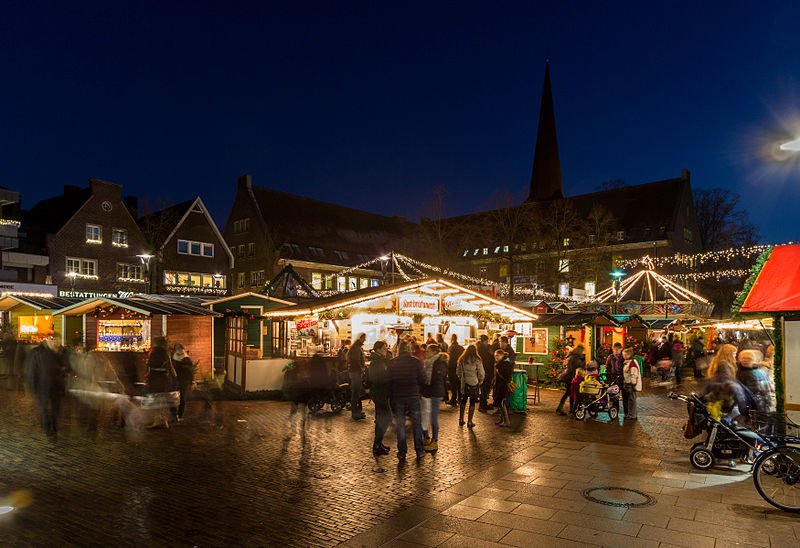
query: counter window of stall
[
  {"left": 421, "top": 315, "right": 478, "bottom": 346},
  {"left": 98, "top": 319, "right": 151, "bottom": 351},
  {"left": 18, "top": 315, "right": 55, "bottom": 342},
  {"left": 350, "top": 313, "right": 413, "bottom": 350}
]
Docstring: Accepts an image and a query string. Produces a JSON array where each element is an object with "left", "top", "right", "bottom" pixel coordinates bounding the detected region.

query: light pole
[
  {"left": 67, "top": 271, "right": 77, "bottom": 294},
  {"left": 137, "top": 254, "right": 154, "bottom": 294},
  {"left": 610, "top": 270, "right": 627, "bottom": 315}
]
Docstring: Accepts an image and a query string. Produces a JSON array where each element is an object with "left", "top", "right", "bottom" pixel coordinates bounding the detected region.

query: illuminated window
[
  {"left": 483, "top": 248, "right": 488, "bottom": 255},
  {"left": 116, "top": 263, "right": 143, "bottom": 281},
  {"left": 499, "top": 265, "right": 508, "bottom": 277},
  {"left": 348, "top": 277, "right": 358, "bottom": 291},
  {"left": 463, "top": 250, "right": 469, "bottom": 257},
  {"left": 494, "top": 246, "right": 500, "bottom": 254},
  {"left": 360, "top": 278, "right": 369, "bottom": 289},
  {"left": 473, "top": 249, "right": 479, "bottom": 256},
  {"left": 371, "top": 279, "right": 380, "bottom": 287},
  {"left": 86, "top": 224, "right": 101, "bottom": 243},
  {"left": 164, "top": 272, "right": 178, "bottom": 285},
  {"left": 238, "top": 272, "right": 245, "bottom": 288},
  {"left": 312, "top": 272, "right": 322, "bottom": 290},
  {"left": 559, "top": 283, "right": 570, "bottom": 297},
  {"left": 559, "top": 259, "right": 569, "bottom": 273},
  {"left": 503, "top": 245, "right": 509, "bottom": 253},
  {"left": 585, "top": 282, "right": 596, "bottom": 297},
  {"left": 562, "top": 238, "right": 570, "bottom": 247},
  {"left": 112, "top": 228, "right": 128, "bottom": 247},
  {"left": 191, "top": 274, "right": 202, "bottom": 286},
  {"left": 617, "top": 231, "right": 625, "bottom": 241},
  {"left": 178, "top": 239, "right": 214, "bottom": 257},
  {"left": 337, "top": 276, "right": 346, "bottom": 292}
]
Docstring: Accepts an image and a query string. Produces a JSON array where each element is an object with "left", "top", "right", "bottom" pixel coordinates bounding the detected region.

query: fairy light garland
[{"left": 617, "top": 244, "right": 777, "bottom": 269}]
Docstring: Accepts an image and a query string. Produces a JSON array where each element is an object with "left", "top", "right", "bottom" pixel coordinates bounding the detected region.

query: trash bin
[{"left": 510, "top": 369, "right": 528, "bottom": 412}]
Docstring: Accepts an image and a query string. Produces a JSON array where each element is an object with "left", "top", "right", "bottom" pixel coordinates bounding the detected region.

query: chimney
[
  {"left": 238, "top": 174, "right": 252, "bottom": 189},
  {"left": 124, "top": 196, "right": 139, "bottom": 219}
]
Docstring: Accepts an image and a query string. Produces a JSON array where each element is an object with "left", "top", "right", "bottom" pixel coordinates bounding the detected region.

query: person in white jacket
[{"left": 622, "top": 348, "right": 642, "bottom": 420}]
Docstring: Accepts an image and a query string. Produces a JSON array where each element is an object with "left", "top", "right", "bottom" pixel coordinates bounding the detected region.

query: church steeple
[{"left": 526, "top": 61, "right": 564, "bottom": 202}]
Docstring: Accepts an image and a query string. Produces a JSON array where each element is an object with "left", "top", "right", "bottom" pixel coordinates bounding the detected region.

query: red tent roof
[{"left": 741, "top": 244, "right": 800, "bottom": 313}]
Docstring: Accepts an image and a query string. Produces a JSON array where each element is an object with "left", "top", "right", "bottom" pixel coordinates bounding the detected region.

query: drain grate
[{"left": 581, "top": 487, "right": 656, "bottom": 508}]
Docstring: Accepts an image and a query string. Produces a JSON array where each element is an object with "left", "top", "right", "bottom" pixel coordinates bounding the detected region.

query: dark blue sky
[{"left": 2, "top": 2, "right": 799, "bottom": 242}]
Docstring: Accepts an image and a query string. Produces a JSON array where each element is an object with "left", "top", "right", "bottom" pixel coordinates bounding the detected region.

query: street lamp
[
  {"left": 66, "top": 271, "right": 77, "bottom": 293},
  {"left": 137, "top": 254, "right": 154, "bottom": 294},
  {"left": 379, "top": 253, "right": 394, "bottom": 285}
]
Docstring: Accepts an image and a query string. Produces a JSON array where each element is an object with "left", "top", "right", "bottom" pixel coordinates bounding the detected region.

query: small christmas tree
[{"left": 546, "top": 337, "right": 570, "bottom": 380}]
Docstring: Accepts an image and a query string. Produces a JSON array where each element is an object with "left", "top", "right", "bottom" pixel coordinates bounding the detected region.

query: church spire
[{"left": 526, "top": 60, "right": 564, "bottom": 202}]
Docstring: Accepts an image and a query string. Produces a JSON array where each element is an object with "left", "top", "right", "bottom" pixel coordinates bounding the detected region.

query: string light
[{"left": 617, "top": 244, "right": 777, "bottom": 269}]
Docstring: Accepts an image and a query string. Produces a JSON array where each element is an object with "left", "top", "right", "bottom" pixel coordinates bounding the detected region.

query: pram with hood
[{"left": 574, "top": 375, "right": 621, "bottom": 421}]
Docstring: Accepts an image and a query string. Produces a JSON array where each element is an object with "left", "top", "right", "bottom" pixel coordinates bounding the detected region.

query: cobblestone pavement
[{"left": 1, "top": 379, "right": 797, "bottom": 547}]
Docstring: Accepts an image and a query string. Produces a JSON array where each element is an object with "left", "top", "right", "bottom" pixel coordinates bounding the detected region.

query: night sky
[{"left": 2, "top": 2, "right": 799, "bottom": 243}]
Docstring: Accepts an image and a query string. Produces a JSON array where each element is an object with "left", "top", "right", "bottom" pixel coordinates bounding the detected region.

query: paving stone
[
  {"left": 550, "top": 509, "right": 643, "bottom": 536},
  {"left": 440, "top": 504, "right": 488, "bottom": 520},
  {"left": 558, "top": 524, "right": 659, "bottom": 548},
  {"left": 396, "top": 526, "right": 454, "bottom": 547},
  {"left": 509, "top": 503, "right": 557, "bottom": 520},
  {"left": 500, "top": 528, "right": 593, "bottom": 548},
  {"left": 636, "top": 524, "right": 715, "bottom": 548},
  {"left": 666, "top": 516, "right": 770, "bottom": 547},
  {"left": 459, "top": 495, "right": 521, "bottom": 513},
  {"left": 422, "top": 515, "right": 510, "bottom": 542},
  {"left": 477, "top": 509, "right": 566, "bottom": 536}
]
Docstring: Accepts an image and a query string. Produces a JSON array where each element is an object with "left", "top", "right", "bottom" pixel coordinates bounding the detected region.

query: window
[
  {"left": 503, "top": 245, "right": 509, "bottom": 253},
  {"left": 86, "top": 224, "right": 102, "bottom": 243},
  {"left": 513, "top": 262, "right": 525, "bottom": 275},
  {"left": 238, "top": 272, "right": 246, "bottom": 288},
  {"left": 482, "top": 248, "right": 488, "bottom": 255},
  {"left": 348, "top": 277, "right": 358, "bottom": 291},
  {"left": 499, "top": 264, "right": 508, "bottom": 277},
  {"left": 371, "top": 279, "right": 380, "bottom": 287},
  {"left": 251, "top": 271, "right": 264, "bottom": 286},
  {"left": 66, "top": 257, "right": 97, "bottom": 277},
  {"left": 360, "top": 278, "right": 369, "bottom": 289},
  {"left": 617, "top": 231, "right": 625, "bottom": 241},
  {"left": 585, "top": 281, "right": 596, "bottom": 297},
  {"left": 308, "top": 246, "right": 324, "bottom": 258},
  {"left": 333, "top": 250, "right": 349, "bottom": 262},
  {"left": 559, "top": 259, "right": 569, "bottom": 273},
  {"left": 234, "top": 218, "right": 250, "bottom": 233},
  {"left": 337, "top": 276, "right": 346, "bottom": 292},
  {"left": 238, "top": 245, "right": 245, "bottom": 258},
  {"left": 473, "top": 249, "right": 479, "bottom": 256},
  {"left": 562, "top": 238, "right": 570, "bottom": 247},
  {"left": 589, "top": 234, "right": 596, "bottom": 244},
  {"left": 479, "top": 266, "right": 488, "bottom": 277},
  {"left": 493, "top": 246, "right": 500, "bottom": 254},
  {"left": 325, "top": 275, "right": 333, "bottom": 290},
  {"left": 248, "top": 242, "right": 255, "bottom": 257},
  {"left": 112, "top": 228, "right": 128, "bottom": 247},
  {"left": 177, "top": 239, "right": 214, "bottom": 257},
  {"left": 462, "top": 250, "right": 469, "bottom": 257},
  {"left": 116, "top": 263, "right": 143, "bottom": 281},
  {"left": 559, "top": 283, "right": 570, "bottom": 297},
  {"left": 684, "top": 228, "right": 693, "bottom": 243},
  {"left": 312, "top": 272, "right": 322, "bottom": 290}
]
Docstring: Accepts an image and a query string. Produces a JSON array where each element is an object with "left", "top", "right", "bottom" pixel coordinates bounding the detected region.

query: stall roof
[
  {"left": 647, "top": 319, "right": 678, "bottom": 330},
  {"left": 54, "top": 296, "right": 221, "bottom": 317},
  {"left": 612, "top": 315, "right": 649, "bottom": 329},
  {"left": 741, "top": 245, "right": 800, "bottom": 314},
  {"left": 202, "top": 292, "right": 296, "bottom": 307},
  {"left": 533, "top": 313, "right": 617, "bottom": 327},
  {"left": 0, "top": 295, "right": 79, "bottom": 312},
  {"left": 261, "top": 278, "right": 538, "bottom": 320}
]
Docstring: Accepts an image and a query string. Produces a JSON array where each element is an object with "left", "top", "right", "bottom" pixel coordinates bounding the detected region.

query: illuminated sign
[
  {"left": 59, "top": 290, "right": 133, "bottom": 299},
  {"left": 398, "top": 293, "right": 440, "bottom": 315}
]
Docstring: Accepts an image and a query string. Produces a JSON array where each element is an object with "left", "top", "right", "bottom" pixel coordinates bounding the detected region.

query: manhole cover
[{"left": 582, "top": 487, "right": 656, "bottom": 508}]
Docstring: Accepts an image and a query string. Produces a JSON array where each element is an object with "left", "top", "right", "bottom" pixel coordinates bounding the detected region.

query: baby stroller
[{"left": 574, "top": 375, "right": 621, "bottom": 421}]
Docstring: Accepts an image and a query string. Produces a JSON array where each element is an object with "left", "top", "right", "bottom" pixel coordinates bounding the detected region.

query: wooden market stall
[
  {"left": 223, "top": 277, "right": 538, "bottom": 392},
  {"left": 54, "top": 295, "right": 220, "bottom": 382},
  {"left": 0, "top": 295, "right": 80, "bottom": 344}
]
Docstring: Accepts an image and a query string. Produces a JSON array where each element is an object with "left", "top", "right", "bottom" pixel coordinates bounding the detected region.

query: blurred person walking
[
  {"left": 146, "top": 336, "right": 176, "bottom": 429},
  {"left": 368, "top": 340, "right": 392, "bottom": 455},
  {"left": 26, "top": 337, "right": 67, "bottom": 441},
  {"left": 457, "top": 344, "right": 484, "bottom": 428},
  {"left": 622, "top": 348, "right": 642, "bottom": 420},
  {"left": 421, "top": 344, "right": 448, "bottom": 452},
  {"left": 388, "top": 339, "right": 426, "bottom": 459},
  {"left": 348, "top": 333, "right": 367, "bottom": 420},
  {"left": 436, "top": 333, "right": 448, "bottom": 353},
  {"left": 556, "top": 345, "right": 584, "bottom": 416},
  {"left": 737, "top": 349, "right": 772, "bottom": 413},
  {"left": 446, "top": 334, "right": 463, "bottom": 406}
]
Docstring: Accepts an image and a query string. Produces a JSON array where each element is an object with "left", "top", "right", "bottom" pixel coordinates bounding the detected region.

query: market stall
[
  {"left": 54, "top": 295, "right": 219, "bottom": 381},
  {"left": 0, "top": 295, "right": 80, "bottom": 344},
  {"left": 223, "top": 278, "right": 537, "bottom": 392}
]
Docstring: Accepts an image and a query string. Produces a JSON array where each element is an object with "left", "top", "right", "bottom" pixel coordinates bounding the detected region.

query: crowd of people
[{"left": 325, "top": 332, "right": 519, "bottom": 459}]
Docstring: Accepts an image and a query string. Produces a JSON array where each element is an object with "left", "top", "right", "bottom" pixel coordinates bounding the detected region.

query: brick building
[
  {"left": 24, "top": 179, "right": 150, "bottom": 296},
  {"left": 223, "top": 174, "right": 411, "bottom": 295},
  {"left": 138, "top": 197, "right": 233, "bottom": 296}
]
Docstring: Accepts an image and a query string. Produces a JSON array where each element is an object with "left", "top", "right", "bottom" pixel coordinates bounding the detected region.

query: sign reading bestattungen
[{"left": 398, "top": 293, "right": 440, "bottom": 315}]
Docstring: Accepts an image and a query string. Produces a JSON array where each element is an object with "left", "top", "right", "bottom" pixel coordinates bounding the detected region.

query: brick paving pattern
[{"left": 1, "top": 377, "right": 798, "bottom": 547}]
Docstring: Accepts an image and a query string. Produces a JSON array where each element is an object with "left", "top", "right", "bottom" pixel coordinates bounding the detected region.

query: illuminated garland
[
  {"left": 664, "top": 269, "right": 751, "bottom": 281},
  {"left": 730, "top": 247, "right": 773, "bottom": 319},
  {"left": 323, "top": 257, "right": 382, "bottom": 281},
  {"left": 392, "top": 254, "right": 411, "bottom": 281},
  {"left": 617, "top": 244, "right": 778, "bottom": 269}
]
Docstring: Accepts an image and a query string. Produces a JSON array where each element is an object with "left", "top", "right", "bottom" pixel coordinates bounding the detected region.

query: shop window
[
  {"left": 112, "top": 228, "right": 128, "bottom": 247},
  {"left": 324, "top": 275, "right": 333, "bottom": 290},
  {"left": 116, "top": 263, "right": 143, "bottom": 281},
  {"left": 371, "top": 279, "right": 380, "bottom": 287},
  {"left": 559, "top": 283, "right": 570, "bottom": 297},
  {"left": 237, "top": 272, "right": 245, "bottom": 288},
  {"left": 178, "top": 273, "right": 191, "bottom": 285},
  {"left": 86, "top": 224, "right": 102, "bottom": 243},
  {"left": 585, "top": 281, "right": 596, "bottom": 297},
  {"left": 212, "top": 275, "right": 225, "bottom": 288},
  {"left": 164, "top": 271, "right": 178, "bottom": 285},
  {"left": 359, "top": 278, "right": 369, "bottom": 289},
  {"left": 312, "top": 272, "right": 322, "bottom": 290},
  {"left": 190, "top": 273, "right": 202, "bottom": 286},
  {"left": 337, "top": 277, "right": 346, "bottom": 292}
]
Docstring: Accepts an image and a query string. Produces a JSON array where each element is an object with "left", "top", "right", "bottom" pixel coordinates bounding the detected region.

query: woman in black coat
[
  {"left": 556, "top": 345, "right": 584, "bottom": 416},
  {"left": 171, "top": 343, "right": 196, "bottom": 420},
  {"left": 494, "top": 350, "right": 515, "bottom": 426}
]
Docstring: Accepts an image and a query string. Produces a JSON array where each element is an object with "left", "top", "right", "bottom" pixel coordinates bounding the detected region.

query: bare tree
[
  {"left": 693, "top": 188, "right": 758, "bottom": 251},
  {"left": 417, "top": 185, "right": 459, "bottom": 269},
  {"left": 530, "top": 199, "right": 585, "bottom": 294},
  {"left": 484, "top": 189, "right": 534, "bottom": 299},
  {"left": 571, "top": 204, "right": 617, "bottom": 288}
]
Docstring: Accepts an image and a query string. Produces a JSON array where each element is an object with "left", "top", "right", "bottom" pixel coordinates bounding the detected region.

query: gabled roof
[
  {"left": 139, "top": 197, "right": 234, "bottom": 266},
  {"left": 24, "top": 187, "right": 91, "bottom": 235},
  {"left": 0, "top": 295, "right": 79, "bottom": 312},
  {"left": 202, "top": 292, "right": 295, "bottom": 307},
  {"left": 532, "top": 312, "right": 617, "bottom": 327},
  {"left": 250, "top": 185, "right": 410, "bottom": 266},
  {"left": 54, "top": 295, "right": 221, "bottom": 317}
]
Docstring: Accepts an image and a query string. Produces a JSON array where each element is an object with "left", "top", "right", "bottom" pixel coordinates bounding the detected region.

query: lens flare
[{"left": 780, "top": 137, "right": 800, "bottom": 151}]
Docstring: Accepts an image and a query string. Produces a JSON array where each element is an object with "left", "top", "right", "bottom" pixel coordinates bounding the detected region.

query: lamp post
[
  {"left": 137, "top": 254, "right": 154, "bottom": 295},
  {"left": 610, "top": 270, "right": 627, "bottom": 315},
  {"left": 67, "top": 271, "right": 77, "bottom": 294},
  {"left": 213, "top": 273, "right": 224, "bottom": 293}
]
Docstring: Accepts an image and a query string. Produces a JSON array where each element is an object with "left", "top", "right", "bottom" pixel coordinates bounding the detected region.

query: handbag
[{"left": 507, "top": 380, "right": 517, "bottom": 393}]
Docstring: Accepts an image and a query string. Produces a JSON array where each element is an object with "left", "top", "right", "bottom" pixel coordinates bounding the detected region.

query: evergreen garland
[{"left": 730, "top": 247, "right": 773, "bottom": 319}]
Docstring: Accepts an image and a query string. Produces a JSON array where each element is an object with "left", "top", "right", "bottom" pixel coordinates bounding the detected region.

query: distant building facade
[{"left": 138, "top": 197, "right": 233, "bottom": 296}]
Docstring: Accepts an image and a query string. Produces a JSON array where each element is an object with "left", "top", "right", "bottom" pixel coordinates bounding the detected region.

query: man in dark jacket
[
  {"left": 368, "top": 340, "right": 392, "bottom": 455},
  {"left": 446, "top": 334, "right": 464, "bottom": 405},
  {"left": 388, "top": 339, "right": 426, "bottom": 459},
  {"left": 477, "top": 335, "right": 494, "bottom": 412},
  {"left": 347, "top": 333, "right": 367, "bottom": 420},
  {"left": 493, "top": 336, "right": 516, "bottom": 408},
  {"left": 26, "top": 338, "right": 66, "bottom": 440}
]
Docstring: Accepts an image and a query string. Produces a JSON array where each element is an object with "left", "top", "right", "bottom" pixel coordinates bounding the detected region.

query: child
[
  {"left": 622, "top": 348, "right": 642, "bottom": 420},
  {"left": 585, "top": 360, "right": 599, "bottom": 379},
  {"left": 570, "top": 367, "right": 586, "bottom": 414}
]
